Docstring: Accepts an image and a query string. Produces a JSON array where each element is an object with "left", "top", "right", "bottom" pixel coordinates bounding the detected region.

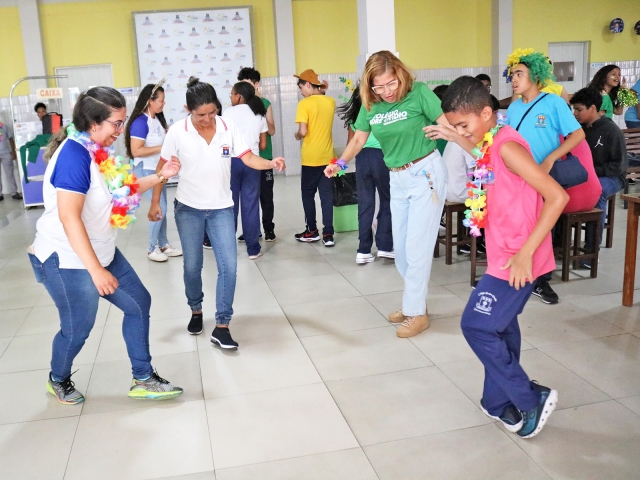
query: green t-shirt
[
  {"left": 354, "top": 82, "right": 443, "bottom": 168},
  {"left": 349, "top": 124, "right": 381, "bottom": 149},
  {"left": 601, "top": 93, "right": 613, "bottom": 119},
  {"left": 260, "top": 97, "right": 273, "bottom": 159}
]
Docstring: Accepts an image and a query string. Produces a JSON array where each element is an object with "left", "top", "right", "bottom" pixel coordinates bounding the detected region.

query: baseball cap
[{"left": 294, "top": 69, "right": 323, "bottom": 86}]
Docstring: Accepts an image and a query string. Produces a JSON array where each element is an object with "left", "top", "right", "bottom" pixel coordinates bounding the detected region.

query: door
[
  {"left": 54, "top": 64, "right": 114, "bottom": 121},
  {"left": 547, "top": 42, "right": 589, "bottom": 95}
]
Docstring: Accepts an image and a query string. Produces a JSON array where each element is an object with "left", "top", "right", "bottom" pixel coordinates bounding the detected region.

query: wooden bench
[
  {"left": 470, "top": 235, "right": 487, "bottom": 287},
  {"left": 604, "top": 194, "right": 616, "bottom": 248},
  {"left": 434, "top": 201, "right": 469, "bottom": 265},
  {"left": 559, "top": 209, "right": 602, "bottom": 281}
]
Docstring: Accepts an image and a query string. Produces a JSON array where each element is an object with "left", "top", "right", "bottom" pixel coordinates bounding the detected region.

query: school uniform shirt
[
  {"left": 584, "top": 116, "right": 628, "bottom": 185},
  {"left": 442, "top": 141, "right": 474, "bottom": 203},
  {"left": 260, "top": 97, "right": 273, "bottom": 160},
  {"left": 600, "top": 94, "right": 614, "bottom": 119},
  {"left": 160, "top": 115, "right": 250, "bottom": 210},
  {"left": 354, "top": 82, "right": 443, "bottom": 169},
  {"left": 129, "top": 113, "right": 166, "bottom": 170},
  {"left": 32, "top": 138, "right": 116, "bottom": 269},
  {"left": 624, "top": 80, "right": 640, "bottom": 124},
  {"left": 295, "top": 94, "right": 336, "bottom": 166},
  {"left": 349, "top": 124, "right": 381, "bottom": 149},
  {"left": 0, "top": 121, "right": 14, "bottom": 156},
  {"left": 221, "top": 104, "right": 268, "bottom": 155},
  {"left": 506, "top": 93, "right": 580, "bottom": 165}
]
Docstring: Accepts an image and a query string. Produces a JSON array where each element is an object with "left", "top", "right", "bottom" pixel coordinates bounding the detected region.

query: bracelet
[
  {"left": 330, "top": 158, "right": 348, "bottom": 177},
  {"left": 156, "top": 173, "right": 168, "bottom": 184}
]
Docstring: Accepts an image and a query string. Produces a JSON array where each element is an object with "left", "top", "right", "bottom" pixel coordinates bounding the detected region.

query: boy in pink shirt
[{"left": 426, "top": 76, "right": 568, "bottom": 438}]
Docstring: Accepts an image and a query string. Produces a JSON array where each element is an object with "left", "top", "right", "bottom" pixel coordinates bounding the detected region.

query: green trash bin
[{"left": 333, "top": 204, "right": 359, "bottom": 232}]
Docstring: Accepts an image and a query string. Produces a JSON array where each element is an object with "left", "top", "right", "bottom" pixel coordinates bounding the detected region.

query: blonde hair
[{"left": 360, "top": 51, "right": 414, "bottom": 110}]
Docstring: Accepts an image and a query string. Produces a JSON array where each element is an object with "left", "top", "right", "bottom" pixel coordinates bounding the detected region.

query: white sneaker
[
  {"left": 377, "top": 250, "right": 395, "bottom": 259},
  {"left": 148, "top": 247, "right": 168, "bottom": 262},
  {"left": 248, "top": 251, "right": 263, "bottom": 260},
  {"left": 356, "top": 252, "right": 375, "bottom": 264},
  {"left": 161, "top": 245, "right": 183, "bottom": 257}
]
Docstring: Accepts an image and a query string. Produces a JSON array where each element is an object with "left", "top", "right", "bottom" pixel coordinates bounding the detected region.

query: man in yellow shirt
[{"left": 294, "top": 69, "right": 337, "bottom": 246}]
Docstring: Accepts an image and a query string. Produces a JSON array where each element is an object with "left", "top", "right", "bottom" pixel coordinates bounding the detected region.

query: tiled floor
[{"left": 1, "top": 175, "right": 640, "bottom": 479}]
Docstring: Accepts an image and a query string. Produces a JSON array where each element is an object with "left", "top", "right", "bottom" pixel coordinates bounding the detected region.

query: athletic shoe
[
  {"left": 238, "top": 233, "right": 262, "bottom": 242},
  {"left": 148, "top": 246, "right": 168, "bottom": 262},
  {"left": 0, "top": 195, "right": 3, "bottom": 201},
  {"left": 579, "top": 259, "right": 599, "bottom": 269},
  {"left": 211, "top": 326, "right": 239, "bottom": 349},
  {"left": 396, "top": 314, "right": 429, "bottom": 338},
  {"left": 377, "top": 250, "right": 395, "bottom": 259},
  {"left": 388, "top": 309, "right": 407, "bottom": 323},
  {"left": 128, "top": 371, "right": 184, "bottom": 400},
  {"left": 47, "top": 373, "right": 84, "bottom": 405},
  {"left": 356, "top": 252, "right": 375, "bottom": 264},
  {"left": 532, "top": 281, "right": 559, "bottom": 304},
  {"left": 480, "top": 400, "right": 524, "bottom": 433},
  {"left": 517, "top": 384, "right": 558, "bottom": 438},
  {"left": 187, "top": 313, "right": 203, "bottom": 335},
  {"left": 459, "top": 242, "right": 486, "bottom": 255},
  {"left": 294, "top": 229, "right": 320, "bottom": 242},
  {"left": 203, "top": 239, "right": 212, "bottom": 249},
  {"left": 248, "top": 251, "right": 263, "bottom": 260},
  {"left": 322, "top": 234, "right": 335, "bottom": 247},
  {"left": 12, "top": 192, "right": 23, "bottom": 200},
  {"left": 161, "top": 245, "right": 183, "bottom": 257},
  {"left": 264, "top": 230, "right": 276, "bottom": 242}
]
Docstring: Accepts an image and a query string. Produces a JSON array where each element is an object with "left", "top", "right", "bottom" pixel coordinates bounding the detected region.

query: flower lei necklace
[
  {"left": 464, "top": 124, "right": 503, "bottom": 237},
  {"left": 67, "top": 123, "right": 140, "bottom": 229}
]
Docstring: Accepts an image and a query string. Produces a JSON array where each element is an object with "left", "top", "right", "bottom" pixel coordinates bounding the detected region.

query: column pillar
[
  {"left": 356, "top": 0, "right": 397, "bottom": 76},
  {"left": 492, "top": 0, "right": 513, "bottom": 99},
  {"left": 18, "top": 0, "right": 48, "bottom": 92}
]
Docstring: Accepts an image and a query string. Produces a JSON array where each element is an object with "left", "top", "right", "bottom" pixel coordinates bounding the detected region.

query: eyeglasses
[
  {"left": 104, "top": 117, "right": 128, "bottom": 131},
  {"left": 371, "top": 79, "right": 399, "bottom": 95}
]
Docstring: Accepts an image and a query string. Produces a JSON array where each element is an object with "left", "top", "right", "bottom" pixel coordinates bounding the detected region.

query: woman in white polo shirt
[
  {"left": 125, "top": 82, "right": 181, "bottom": 262},
  {"left": 151, "top": 77, "right": 285, "bottom": 349}
]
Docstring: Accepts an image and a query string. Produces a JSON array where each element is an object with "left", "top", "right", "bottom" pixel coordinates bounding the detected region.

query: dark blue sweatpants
[
  {"left": 231, "top": 157, "right": 261, "bottom": 256},
  {"left": 461, "top": 274, "right": 541, "bottom": 416}
]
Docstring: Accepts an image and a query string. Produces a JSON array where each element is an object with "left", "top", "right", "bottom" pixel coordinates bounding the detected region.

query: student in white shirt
[
  {"left": 224, "top": 82, "right": 268, "bottom": 259},
  {"left": 151, "top": 77, "right": 285, "bottom": 348},
  {"left": 125, "top": 82, "right": 182, "bottom": 262}
]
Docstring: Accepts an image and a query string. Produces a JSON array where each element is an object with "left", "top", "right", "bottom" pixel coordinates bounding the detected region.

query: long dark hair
[
  {"left": 45, "top": 86, "right": 126, "bottom": 161},
  {"left": 124, "top": 84, "right": 167, "bottom": 158},
  {"left": 233, "top": 82, "right": 266, "bottom": 116},
  {"left": 186, "top": 76, "right": 219, "bottom": 112},
  {"left": 336, "top": 83, "right": 362, "bottom": 128},
  {"left": 588, "top": 64, "right": 621, "bottom": 107}
]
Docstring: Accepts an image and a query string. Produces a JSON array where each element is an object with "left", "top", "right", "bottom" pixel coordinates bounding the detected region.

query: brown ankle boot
[{"left": 396, "top": 314, "right": 429, "bottom": 338}]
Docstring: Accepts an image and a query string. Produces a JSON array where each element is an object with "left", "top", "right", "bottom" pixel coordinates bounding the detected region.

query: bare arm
[
  {"left": 259, "top": 132, "right": 267, "bottom": 151},
  {"left": 295, "top": 122, "right": 307, "bottom": 140},
  {"left": 130, "top": 137, "right": 162, "bottom": 158},
  {"left": 540, "top": 128, "right": 586, "bottom": 173},
  {"left": 560, "top": 87, "right": 570, "bottom": 104},
  {"left": 266, "top": 105, "right": 276, "bottom": 136},
  {"left": 423, "top": 124, "right": 477, "bottom": 156},
  {"left": 499, "top": 141, "right": 569, "bottom": 289},
  {"left": 240, "top": 152, "right": 285, "bottom": 172},
  {"left": 9, "top": 137, "right": 17, "bottom": 160},
  {"left": 347, "top": 127, "right": 355, "bottom": 143},
  {"left": 614, "top": 104, "right": 624, "bottom": 116}
]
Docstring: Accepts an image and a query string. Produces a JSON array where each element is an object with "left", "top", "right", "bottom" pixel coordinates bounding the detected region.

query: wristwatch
[{"left": 156, "top": 173, "right": 168, "bottom": 184}]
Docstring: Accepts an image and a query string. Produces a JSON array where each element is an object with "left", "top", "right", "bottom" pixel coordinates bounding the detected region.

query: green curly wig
[{"left": 518, "top": 52, "right": 556, "bottom": 86}]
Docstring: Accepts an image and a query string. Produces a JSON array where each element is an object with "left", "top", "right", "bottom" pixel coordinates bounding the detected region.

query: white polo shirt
[
  {"left": 161, "top": 115, "right": 250, "bottom": 210},
  {"left": 221, "top": 105, "right": 268, "bottom": 155}
]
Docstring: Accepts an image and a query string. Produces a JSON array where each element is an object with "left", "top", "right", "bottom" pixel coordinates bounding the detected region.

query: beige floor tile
[
  {"left": 0, "top": 307, "right": 29, "bottom": 337},
  {"left": 16, "top": 299, "right": 110, "bottom": 336},
  {"left": 442, "top": 281, "right": 476, "bottom": 302},
  {"left": 206, "top": 383, "right": 358, "bottom": 469},
  {"left": 513, "top": 401, "right": 640, "bottom": 479},
  {"left": 408, "top": 315, "right": 477, "bottom": 365},
  {"left": 0, "top": 337, "right": 10, "bottom": 357},
  {"left": 199, "top": 339, "right": 321, "bottom": 398},
  {"left": 0, "top": 416, "right": 79, "bottom": 480},
  {"left": 540, "top": 334, "right": 640, "bottom": 398},
  {"left": 82, "top": 351, "right": 203, "bottom": 415},
  {"left": 326, "top": 367, "right": 490, "bottom": 446},
  {"left": 429, "top": 259, "right": 477, "bottom": 286},
  {"left": 257, "top": 255, "right": 337, "bottom": 282},
  {"left": 65, "top": 401, "right": 213, "bottom": 480},
  {"left": 0, "top": 284, "right": 45, "bottom": 310},
  {"left": 365, "top": 285, "right": 469, "bottom": 321},
  {"left": 301, "top": 326, "right": 431, "bottom": 381},
  {"left": 268, "top": 273, "right": 361, "bottom": 306},
  {"left": 617, "top": 395, "right": 640, "bottom": 416},
  {"left": 257, "top": 229, "right": 322, "bottom": 261},
  {"left": 233, "top": 280, "right": 281, "bottom": 312},
  {"left": 154, "top": 472, "right": 216, "bottom": 480},
  {"left": 566, "top": 291, "right": 640, "bottom": 332},
  {"left": 216, "top": 448, "right": 378, "bottom": 480},
  {"left": 341, "top": 266, "right": 405, "bottom": 295},
  {"left": 364, "top": 424, "right": 550, "bottom": 480},
  {"left": 321, "top": 248, "right": 397, "bottom": 273}
]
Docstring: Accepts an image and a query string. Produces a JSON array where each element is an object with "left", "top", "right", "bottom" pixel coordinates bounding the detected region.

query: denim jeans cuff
[
  {"left": 215, "top": 316, "right": 231, "bottom": 326},
  {"left": 190, "top": 304, "right": 203, "bottom": 312}
]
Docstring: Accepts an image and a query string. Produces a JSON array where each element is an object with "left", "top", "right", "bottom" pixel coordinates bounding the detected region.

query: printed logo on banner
[
  {"left": 221, "top": 66, "right": 232, "bottom": 74},
  {"left": 159, "top": 44, "right": 170, "bottom": 51},
  {"left": 233, "top": 26, "right": 244, "bottom": 32},
  {"left": 235, "top": 39, "right": 245, "bottom": 47},
  {"left": 217, "top": 13, "right": 228, "bottom": 21},
  {"left": 176, "top": 56, "right": 187, "bottom": 64},
  {"left": 221, "top": 53, "right": 231, "bottom": 62},
  {"left": 177, "top": 70, "right": 188, "bottom": 78},
  {"left": 187, "top": 15, "right": 199, "bottom": 22},
  {"left": 189, "top": 28, "right": 199, "bottom": 36},
  {"left": 207, "top": 68, "right": 217, "bottom": 76},
  {"left": 157, "top": 15, "right": 169, "bottom": 24},
  {"left": 145, "top": 59, "right": 157, "bottom": 66},
  {"left": 203, "top": 13, "right": 214, "bottom": 22},
  {"left": 148, "top": 72, "right": 158, "bottom": 81},
  {"left": 165, "top": 84, "right": 175, "bottom": 92},
  {"left": 175, "top": 43, "right": 185, "bottom": 51},
  {"left": 145, "top": 44, "right": 155, "bottom": 53},
  {"left": 205, "top": 41, "right": 215, "bottom": 49},
  {"left": 159, "top": 29, "right": 169, "bottom": 38},
  {"left": 161, "top": 57, "right": 172, "bottom": 65},
  {"left": 174, "top": 29, "right": 185, "bottom": 36},
  {"left": 219, "top": 26, "right": 229, "bottom": 34},
  {"left": 235, "top": 52, "right": 246, "bottom": 60},
  {"left": 205, "top": 55, "right": 217, "bottom": 62},
  {"left": 223, "top": 80, "right": 232, "bottom": 88},
  {"left": 143, "top": 31, "right": 154, "bottom": 38},
  {"left": 204, "top": 27, "right": 215, "bottom": 35},
  {"left": 190, "top": 42, "right": 201, "bottom": 50},
  {"left": 142, "top": 16, "right": 153, "bottom": 25},
  {"left": 191, "top": 55, "right": 201, "bottom": 63},
  {"left": 232, "top": 12, "right": 243, "bottom": 20},
  {"left": 173, "top": 15, "right": 183, "bottom": 23}
]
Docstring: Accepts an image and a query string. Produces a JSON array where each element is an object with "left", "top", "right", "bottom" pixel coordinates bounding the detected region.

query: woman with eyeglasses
[
  {"left": 125, "top": 81, "right": 182, "bottom": 262},
  {"left": 325, "top": 51, "right": 454, "bottom": 339},
  {"left": 28, "top": 87, "right": 183, "bottom": 404}
]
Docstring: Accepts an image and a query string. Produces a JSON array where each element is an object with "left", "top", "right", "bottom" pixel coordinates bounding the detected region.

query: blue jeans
[
  {"left": 461, "top": 274, "right": 540, "bottom": 414},
  {"left": 585, "top": 176, "right": 624, "bottom": 250},
  {"left": 133, "top": 162, "right": 168, "bottom": 253},
  {"left": 29, "top": 249, "right": 153, "bottom": 380},
  {"left": 174, "top": 200, "right": 237, "bottom": 324},
  {"left": 356, "top": 148, "right": 392, "bottom": 254},
  {"left": 390, "top": 151, "right": 447, "bottom": 316},
  {"left": 625, "top": 120, "right": 640, "bottom": 129},
  {"left": 231, "top": 157, "right": 261, "bottom": 256},
  {"left": 301, "top": 165, "right": 334, "bottom": 235}
]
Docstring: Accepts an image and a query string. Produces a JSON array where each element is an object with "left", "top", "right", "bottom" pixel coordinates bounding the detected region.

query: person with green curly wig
[{"left": 505, "top": 48, "right": 585, "bottom": 306}]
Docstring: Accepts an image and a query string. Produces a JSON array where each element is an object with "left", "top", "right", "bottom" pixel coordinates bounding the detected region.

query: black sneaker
[
  {"left": 480, "top": 400, "right": 523, "bottom": 433},
  {"left": 12, "top": 192, "right": 23, "bottom": 200},
  {"left": 517, "top": 384, "right": 558, "bottom": 438},
  {"left": 532, "top": 281, "right": 559, "bottom": 304},
  {"left": 187, "top": 313, "right": 203, "bottom": 335},
  {"left": 322, "top": 234, "right": 335, "bottom": 247},
  {"left": 203, "top": 239, "right": 212, "bottom": 249},
  {"left": 211, "top": 326, "right": 238, "bottom": 349},
  {"left": 294, "top": 229, "right": 320, "bottom": 242},
  {"left": 264, "top": 230, "right": 276, "bottom": 242}
]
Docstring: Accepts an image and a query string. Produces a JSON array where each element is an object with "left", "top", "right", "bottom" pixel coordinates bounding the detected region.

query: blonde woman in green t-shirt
[{"left": 326, "top": 51, "right": 454, "bottom": 339}]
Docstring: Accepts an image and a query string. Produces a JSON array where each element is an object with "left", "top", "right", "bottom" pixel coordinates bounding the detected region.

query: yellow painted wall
[
  {"left": 513, "top": 0, "right": 640, "bottom": 62},
  {"left": 395, "top": 0, "right": 493, "bottom": 69},
  {"left": 39, "top": 0, "right": 277, "bottom": 88},
  {"left": 0, "top": 7, "right": 29, "bottom": 97},
  {"left": 292, "top": 0, "right": 359, "bottom": 74}
]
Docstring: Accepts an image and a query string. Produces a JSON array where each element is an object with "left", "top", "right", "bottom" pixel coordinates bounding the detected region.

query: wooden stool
[
  {"left": 559, "top": 209, "right": 602, "bottom": 281},
  {"left": 604, "top": 194, "right": 616, "bottom": 248},
  {"left": 434, "top": 201, "right": 468, "bottom": 265},
  {"left": 470, "top": 235, "right": 487, "bottom": 287}
]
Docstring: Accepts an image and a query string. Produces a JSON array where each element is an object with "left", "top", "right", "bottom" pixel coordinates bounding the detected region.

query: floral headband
[{"left": 145, "top": 78, "right": 166, "bottom": 109}]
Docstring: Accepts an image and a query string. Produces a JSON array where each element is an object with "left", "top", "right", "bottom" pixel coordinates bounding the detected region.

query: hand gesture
[
  {"left": 500, "top": 251, "right": 533, "bottom": 290},
  {"left": 148, "top": 203, "right": 162, "bottom": 222},
  {"left": 160, "top": 156, "right": 181, "bottom": 178},
  {"left": 271, "top": 157, "right": 286, "bottom": 172},
  {"left": 90, "top": 267, "right": 119, "bottom": 296},
  {"left": 324, "top": 164, "right": 339, "bottom": 178},
  {"left": 423, "top": 124, "right": 458, "bottom": 142}
]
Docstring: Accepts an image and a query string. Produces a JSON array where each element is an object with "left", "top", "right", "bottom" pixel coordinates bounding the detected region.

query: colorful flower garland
[
  {"left": 330, "top": 157, "right": 348, "bottom": 177},
  {"left": 67, "top": 123, "right": 140, "bottom": 229},
  {"left": 464, "top": 124, "right": 503, "bottom": 237}
]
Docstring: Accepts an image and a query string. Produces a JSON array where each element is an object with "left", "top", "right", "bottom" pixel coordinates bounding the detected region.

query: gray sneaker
[
  {"left": 47, "top": 373, "right": 85, "bottom": 405},
  {"left": 128, "top": 371, "right": 184, "bottom": 400}
]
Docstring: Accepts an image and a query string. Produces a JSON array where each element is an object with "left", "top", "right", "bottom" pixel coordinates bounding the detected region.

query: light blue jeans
[
  {"left": 390, "top": 151, "right": 447, "bottom": 317},
  {"left": 133, "top": 162, "right": 169, "bottom": 253}
]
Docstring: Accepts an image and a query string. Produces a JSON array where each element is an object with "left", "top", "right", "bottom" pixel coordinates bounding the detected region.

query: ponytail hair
[
  {"left": 233, "top": 82, "right": 266, "bottom": 117},
  {"left": 186, "top": 76, "right": 219, "bottom": 112},
  {"left": 45, "top": 87, "right": 126, "bottom": 161}
]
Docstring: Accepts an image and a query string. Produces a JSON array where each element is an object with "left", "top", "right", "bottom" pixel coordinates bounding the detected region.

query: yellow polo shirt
[{"left": 295, "top": 94, "right": 336, "bottom": 166}]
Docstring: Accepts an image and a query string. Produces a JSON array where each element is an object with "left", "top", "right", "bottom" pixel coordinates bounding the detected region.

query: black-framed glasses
[
  {"left": 104, "top": 117, "right": 128, "bottom": 131},
  {"left": 371, "top": 79, "right": 399, "bottom": 95}
]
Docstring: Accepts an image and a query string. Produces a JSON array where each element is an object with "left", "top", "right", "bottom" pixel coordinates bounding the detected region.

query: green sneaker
[
  {"left": 128, "top": 371, "right": 184, "bottom": 400},
  {"left": 47, "top": 373, "right": 85, "bottom": 405}
]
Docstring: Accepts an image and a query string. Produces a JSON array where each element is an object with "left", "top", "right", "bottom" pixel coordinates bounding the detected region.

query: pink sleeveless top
[{"left": 484, "top": 126, "right": 555, "bottom": 282}]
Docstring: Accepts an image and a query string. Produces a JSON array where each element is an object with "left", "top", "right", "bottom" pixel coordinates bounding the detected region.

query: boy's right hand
[
  {"left": 324, "top": 164, "right": 339, "bottom": 178},
  {"left": 500, "top": 250, "right": 533, "bottom": 290}
]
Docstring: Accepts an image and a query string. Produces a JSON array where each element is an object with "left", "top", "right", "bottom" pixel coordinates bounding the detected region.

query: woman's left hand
[
  {"left": 271, "top": 157, "right": 286, "bottom": 172},
  {"left": 160, "top": 156, "right": 181, "bottom": 178}
]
